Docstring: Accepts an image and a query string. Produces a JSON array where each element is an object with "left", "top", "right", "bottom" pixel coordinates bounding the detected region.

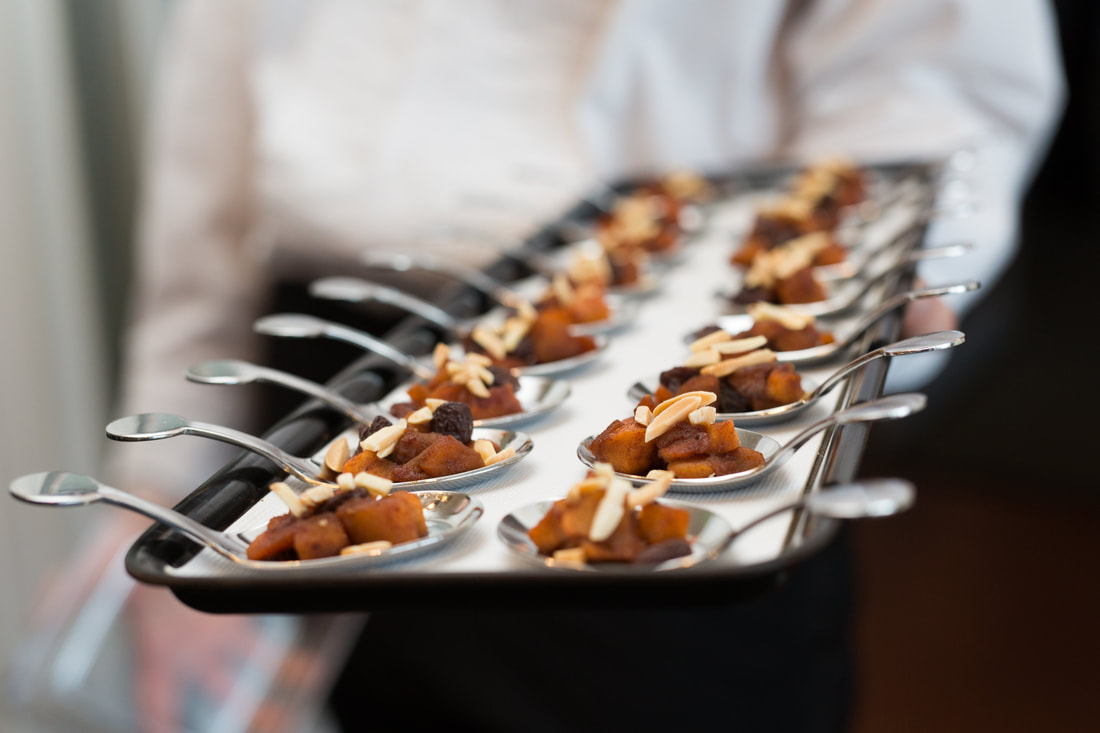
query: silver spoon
[
  {"left": 578, "top": 392, "right": 926, "bottom": 493},
  {"left": 315, "top": 274, "right": 637, "bottom": 336},
  {"left": 254, "top": 313, "right": 437, "bottom": 381},
  {"left": 816, "top": 241, "right": 971, "bottom": 282},
  {"left": 9, "top": 471, "right": 251, "bottom": 560},
  {"left": 725, "top": 477, "right": 915, "bottom": 542},
  {"left": 705, "top": 280, "right": 980, "bottom": 365},
  {"left": 187, "top": 359, "right": 379, "bottom": 425},
  {"left": 105, "top": 413, "right": 325, "bottom": 484},
  {"left": 9, "top": 472, "right": 484, "bottom": 569},
  {"left": 266, "top": 307, "right": 608, "bottom": 379},
  {"left": 631, "top": 330, "right": 964, "bottom": 425},
  {"left": 186, "top": 358, "right": 571, "bottom": 429},
  {"left": 725, "top": 244, "right": 970, "bottom": 318},
  {"left": 361, "top": 252, "right": 531, "bottom": 310}
]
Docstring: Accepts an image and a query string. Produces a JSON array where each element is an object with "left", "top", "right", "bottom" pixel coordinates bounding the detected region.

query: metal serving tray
[{"left": 124, "top": 160, "right": 943, "bottom": 613}]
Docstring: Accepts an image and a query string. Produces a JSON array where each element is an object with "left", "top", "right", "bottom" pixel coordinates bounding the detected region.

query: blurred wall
[{"left": 0, "top": 1, "right": 169, "bottom": 728}]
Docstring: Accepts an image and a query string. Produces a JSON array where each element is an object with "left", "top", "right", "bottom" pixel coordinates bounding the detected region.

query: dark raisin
[
  {"left": 731, "top": 285, "right": 774, "bottom": 305},
  {"left": 488, "top": 365, "right": 520, "bottom": 391},
  {"left": 659, "top": 366, "right": 700, "bottom": 394},
  {"left": 689, "top": 324, "right": 721, "bottom": 341},
  {"left": 311, "top": 487, "right": 369, "bottom": 516},
  {"left": 430, "top": 402, "right": 474, "bottom": 444},
  {"left": 717, "top": 380, "right": 752, "bottom": 413},
  {"left": 359, "top": 416, "right": 392, "bottom": 442}
]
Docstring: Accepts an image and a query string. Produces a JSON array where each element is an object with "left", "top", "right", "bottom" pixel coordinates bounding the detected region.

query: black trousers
[{"left": 328, "top": 530, "right": 854, "bottom": 733}]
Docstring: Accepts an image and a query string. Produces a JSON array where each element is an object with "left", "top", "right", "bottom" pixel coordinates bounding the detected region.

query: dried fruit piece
[{"left": 430, "top": 402, "right": 474, "bottom": 444}]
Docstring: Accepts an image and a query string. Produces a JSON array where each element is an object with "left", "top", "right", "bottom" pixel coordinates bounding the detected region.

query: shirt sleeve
[
  {"left": 778, "top": 0, "right": 1064, "bottom": 313},
  {"left": 106, "top": 0, "right": 268, "bottom": 499}
]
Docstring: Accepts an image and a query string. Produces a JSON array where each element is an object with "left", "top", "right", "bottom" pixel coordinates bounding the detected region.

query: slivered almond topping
[
  {"left": 466, "top": 377, "right": 490, "bottom": 398},
  {"left": 652, "top": 391, "right": 717, "bottom": 417},
  {"left": 689, "top": 329, "right": 732, "bottom": 353},
  {"left": 593, "top": 462, "right": 616, "bottom": 483},
  {"left": 473, "top": 439, "right": 497, "bottom": 462},
  {"left": 432, "top": 343, "right": 451, "bottom": 369},
  {"left": 323, "top": 438, "right": 350, "bottom": 478},
  {"left": 471, "top": 326, "right": 507, "bottom": 361},
  {"left": 552, "top": 547, "right": 587, "bottom": 566},
  {"left": 588, "top": 477, "right": 630, "bottom": 542},
  {"left": 702, "top": 349, "right": 777, "bottom": 378},
  {"left": 269, "top": 481, "right": 306, "bottom": 518},
  {"left": 425, "top": 398, "right": 446, "bottom": 411},
  {"left": 472, "top": 364, "right": 495, "bottom": 385},
  {"left": 300, "top": 484, "right": 335, "bottom": 509},
  {"left": 340, "top": 540, "right": 393, "bottom": 556},
  {"left": 353, "top": 472, "right": 392, "bottom": 497},
  {"left": 627, "top": 472, "right": 673, "bottom": 508},
  {"left": 683, "top": 350, "right": 721, "bottom": 368},
  {"left": 484, "top": 446, "right": 515, "bottom": 466},
  {"left": 711, "top": 335, "right": 768, "bottom": 355},
  {"left": 501, "top": 317, "right": 531, "bottom": 353},
  {"left": 551, "top": 273, "right": 575, "bottom": 306},
  {"left": 634, "top": 405, "right": 653, "bottom": 426},
  {"left": 747, "top": 302, "right": 814, "bottom": 330},
  {"left": 517, "top": 300, "right": 538, "bottom": 323},
  {"left": 568, "top": 476, "right": 608, "bottom": 502},
  {"left": 645, "top": 395, "right": 703, "bottom": 442},
  {"left": 336, "top": 472, "right": 356, "bottom": 491},
  {"left": 689, "top": 406, "right": 718, "bottom": 425},
  {"left": 406, "top": 406, "right": 434, "bottom": 425},
  {"left": 361, "top": 419, "right": 407, "bottom": 459}
]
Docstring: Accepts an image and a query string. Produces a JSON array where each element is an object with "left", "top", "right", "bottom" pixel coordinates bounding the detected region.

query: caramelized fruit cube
[
  {"left": 337, "top": 492, "right": 427, "bottom": 545},
  {"left": 588, "top": 418, "right": 658, "bottom": 476}
]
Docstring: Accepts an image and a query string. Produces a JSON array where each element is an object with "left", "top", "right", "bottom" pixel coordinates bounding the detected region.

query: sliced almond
[
  {"left": 336, "top": 472, "right": 356, "bottom": 491},
  {"left": 473, "top": 439, "right": 497, "bottom": 462},
  {"left": 702, "top": 349, "right": 777, "bottom": 378},
  {"left": 552, "top": 547, "right": 587, "bottom": 566},
  {"left": 501, "top": 317, "right": 531, "bottom": 353},
  {"left": 593, "top": 462, "right": 617, "bottom": 483},
  {"left": 471, "top": 326, "right": 507, "bottom": 361},
  {"left": 551, "top": 273, "right": 575, "bottom": 306},
  {"left": 353, "top": 471, "right": 392, "bottom": 497},
  {"left": 747, "top": 302, "right": 814, "bottom": 330},
  {"left": 432, "top": 342, "right": 451, "bottom": 369},
  {"left": 472, "top": 364, "right": 495, "bottom": 386},
  {"left": 588, "top": 477, "right": 630, "bottom": 542},
  {"left": 689, "top": 406, "right": 718, "bottom": 425},
  {"left": 627, "top": 472, "right": 673, "bottom": 508},
  {"left": 517, "top": 300, "right": 538, "bottom": 323},
  {"left": 711, "top": 335, "right": 768, "bottom": 355},
  {"left": 484, "top": 446, "right": 515, "bottom": 466},
  {"left": 300, "top": 484, "right": 335, "bottom": 509},
  {"left": 634, "top": 405, "right": 653, "bottom": 426},
  {"left": 689, "top": 329, "right": 732, "bottom": 353},
  {"left": 465, "top": 378, "right": 489, "bottom": 398},
  {"left": 323, "top": 438, "right": 350, "bottom": 479},
  {"left": 568, "top": 475, "right": 608, "bottom": 502},
  {"left": 425, "top": 398, "right": 446, "bottom": 411},
  {"left": 652, "top": 391, "right": 717, "bottom": 417},
  {"left": 361, "top": 419, "right": 407, "bottom": 459},
  {"left": 340, "top": 540, "right": 393, "bottom": 556},
  {"left": 406, "top": 406, "right": 434, "bottom": 426},
  {"left": 269, "top": 481, "right": 307, "bottom": 518},
  {"left": 645, "top": 395, "right": 703, "bottom": 442},
  {"left": 683, "top": 350, "right": 721, "bottom": 368}
]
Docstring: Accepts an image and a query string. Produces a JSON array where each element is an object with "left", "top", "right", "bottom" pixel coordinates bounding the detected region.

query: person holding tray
[{"left": 46, "top": 1, "right": 1061, "bottom": 730}]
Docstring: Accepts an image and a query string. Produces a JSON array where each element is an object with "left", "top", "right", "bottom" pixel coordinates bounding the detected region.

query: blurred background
[{"left": 1, "top": 0, "right": 1096, "bottom": 731}]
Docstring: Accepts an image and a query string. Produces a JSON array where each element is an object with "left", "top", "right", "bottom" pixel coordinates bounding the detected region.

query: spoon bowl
[
  {"left": 700, "top": 281, "right": 980, "bottom": 365},
  {"left": 631, "top": 331, "right": 964, "bottom": 425},
  {"left": 578, "top": 393, "right": 926, "bottom": 493}
]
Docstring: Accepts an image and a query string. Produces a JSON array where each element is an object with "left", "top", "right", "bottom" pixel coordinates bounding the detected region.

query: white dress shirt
[{"left": 111, "top": 0, "right": 1063, "bottom": 495}]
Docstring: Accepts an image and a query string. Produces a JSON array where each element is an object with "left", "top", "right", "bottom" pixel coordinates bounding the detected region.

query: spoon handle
[
  {"left": 809, "top": 330, "right": 966, "bottom": 399},
  {"left": 361, "top": 252, "right": 529, "bottom": 309},
  {"left": 215, "top": 361, "right": 378, "bottom": 425},
  {"left": 848, "top": 244, "right": 970, "bottom": 305},
  {"left": 310, "top": 277, "right": 460, "bottom": 332},
  {"left": 319, "top": 321, "right": 437, "bottom": 381},
  {"left": 97, "top": 484, "right": 250, "bottom": 558},
  {"left": 767, "top": 393, "right": 927, "bottom": 471},
  {"left": 838, "top": 280, "right": 980, "bottom": 349}
]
